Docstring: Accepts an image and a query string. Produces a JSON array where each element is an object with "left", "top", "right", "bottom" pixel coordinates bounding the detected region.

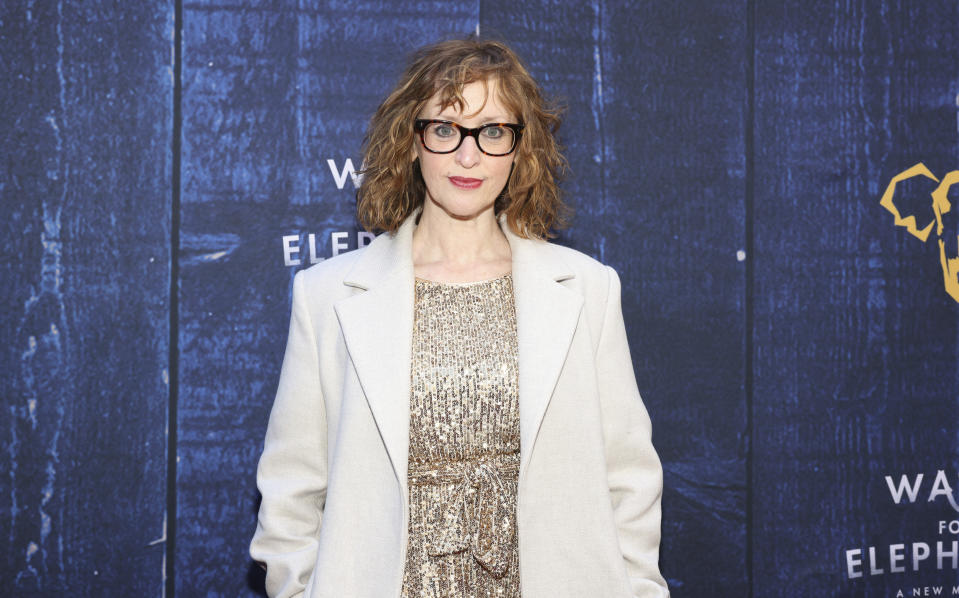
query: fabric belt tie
[{"left": 408, "top": 453, "right": 520, "bottom": 577}]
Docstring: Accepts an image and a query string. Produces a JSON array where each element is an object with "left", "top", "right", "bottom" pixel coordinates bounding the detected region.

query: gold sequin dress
[{"left": 401, "top": 273, "right": 521, "bottom": 598}]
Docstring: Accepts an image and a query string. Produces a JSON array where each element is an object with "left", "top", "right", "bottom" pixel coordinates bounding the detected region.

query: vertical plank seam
[
  {"left": 591, "top": 0, "right": 608, "bottom": 235},
  {"left": 745, "top": 0, "right": 756, "bottom": 596},
  {"left": 165, "top": 0, "right": 183, "bottom": 595}
]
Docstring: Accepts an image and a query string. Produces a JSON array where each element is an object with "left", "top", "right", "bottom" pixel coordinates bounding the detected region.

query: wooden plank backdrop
[
  {"left": 0, "top": 1, "right": 173, "bottom": 594},
  {"left": 753, "top": 1, "right": 959, "bottom": 595},
  {"left": 7, "top": 1, "right": 959, "bottom": 596},
  {"left": 482, "top": 2, "right": 749, "bottom": 595},
  {"left": 176, "top": 2, "right": 478, "bottom": 594}
]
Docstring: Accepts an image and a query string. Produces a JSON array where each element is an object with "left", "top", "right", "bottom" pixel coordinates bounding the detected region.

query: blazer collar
[
  {"left": 334, "top": 208, "right": 583, "bottom": 492},
  {"left": 340, "top": 208, "right": 576, "bottom": 288}
]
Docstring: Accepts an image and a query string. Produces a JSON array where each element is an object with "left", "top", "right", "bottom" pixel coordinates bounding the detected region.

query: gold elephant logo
[{"left": 880, "top": 163, "right": 959, "bottom": 302}]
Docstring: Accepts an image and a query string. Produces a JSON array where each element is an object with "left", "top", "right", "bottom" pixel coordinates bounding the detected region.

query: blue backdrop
[{"left": 3, "top": 1, "right": 959, "bottom": 596}]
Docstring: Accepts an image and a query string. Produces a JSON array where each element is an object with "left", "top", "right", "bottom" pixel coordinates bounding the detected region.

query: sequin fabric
[{"left": 401, "top": 273, "right": 521, "bottom": 598}]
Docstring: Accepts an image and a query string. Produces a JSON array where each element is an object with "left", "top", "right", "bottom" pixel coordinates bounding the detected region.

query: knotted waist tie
[{"left": 408, "top": 452, "right": 520, "bottom": 577}]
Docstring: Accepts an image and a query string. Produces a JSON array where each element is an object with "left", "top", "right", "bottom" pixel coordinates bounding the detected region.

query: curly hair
[{"left": 356, "top": 38, "right": 569, "bottom": 239}]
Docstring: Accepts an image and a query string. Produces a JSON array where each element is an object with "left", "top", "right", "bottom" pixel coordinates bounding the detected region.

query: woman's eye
[
  {"left": 482, "top": 126, "right": 505, "bottom": 139},
  {"left": 433, "top": 125, "right": 456, "bottom": 137}
]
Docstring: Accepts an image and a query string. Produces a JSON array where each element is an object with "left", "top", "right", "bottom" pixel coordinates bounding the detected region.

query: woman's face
[{"left": 413, "top": 78, "right": 517, "bottom": 222}]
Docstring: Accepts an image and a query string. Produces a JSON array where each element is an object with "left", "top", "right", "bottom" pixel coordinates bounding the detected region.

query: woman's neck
[{"left": 411, "top": 203, "right": 512, "bottom": 283}]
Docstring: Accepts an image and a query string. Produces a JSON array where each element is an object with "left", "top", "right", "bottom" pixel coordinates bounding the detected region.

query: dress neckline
[{"left": 414, "top": 272, "right": 512, "bottom": 287}]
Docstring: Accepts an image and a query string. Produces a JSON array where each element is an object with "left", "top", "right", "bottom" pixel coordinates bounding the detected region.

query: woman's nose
[{"left": 455, "top": 135, "right": 480, "bottom": 168}]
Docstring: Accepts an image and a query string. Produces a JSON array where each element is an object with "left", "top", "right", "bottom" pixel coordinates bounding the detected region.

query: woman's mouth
[{"left": 449, "top": 176, "right": 483, "bottom": 189}]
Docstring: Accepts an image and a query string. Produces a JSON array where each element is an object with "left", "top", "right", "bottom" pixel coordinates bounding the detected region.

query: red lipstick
[{"left": 449, "top": 176, "right": 482, "bottom": 189}]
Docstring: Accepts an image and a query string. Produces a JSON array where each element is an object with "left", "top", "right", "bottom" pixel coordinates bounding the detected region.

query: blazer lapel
[
  {"left": 333, "top": 215, "right": 417, "bottom": 494},
  {"left": 501, "top": 217, "right": 583, "bottom": 478}
]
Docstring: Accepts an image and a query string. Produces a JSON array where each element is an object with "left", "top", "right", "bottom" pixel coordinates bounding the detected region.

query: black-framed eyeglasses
[{"left": 414, "top": 119, "right": 524, "bottom": 156}]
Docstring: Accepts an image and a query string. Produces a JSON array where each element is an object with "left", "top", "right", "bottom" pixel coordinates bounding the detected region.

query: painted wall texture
[
  {"left": 1, "top": 1, "right": 173, "bottom": 594},
  {"left": 2, "top": 1, "right": 958, "bottom": 596}
]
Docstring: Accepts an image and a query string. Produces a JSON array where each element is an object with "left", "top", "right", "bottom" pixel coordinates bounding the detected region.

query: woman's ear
[{"left": 410, "top": 127, "right": 420, "bottom": 163}]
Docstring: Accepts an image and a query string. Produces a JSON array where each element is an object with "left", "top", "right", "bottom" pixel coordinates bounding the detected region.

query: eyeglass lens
[{"left": 422, "top": 122, "right": 516, "bottom": 155}]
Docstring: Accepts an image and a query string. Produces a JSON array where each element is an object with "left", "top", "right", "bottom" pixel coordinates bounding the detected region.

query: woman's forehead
[{"left": 424, "top": 78, "right": 518, "bottom": 119}]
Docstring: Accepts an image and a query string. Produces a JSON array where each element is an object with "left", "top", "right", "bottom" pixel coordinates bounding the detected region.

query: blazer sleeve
[
  {"left": 596, "top": 266, "right": 670, "bottom": 598},
  {"left": 250, "top": 270, "right": 328, "bottom": 598}
]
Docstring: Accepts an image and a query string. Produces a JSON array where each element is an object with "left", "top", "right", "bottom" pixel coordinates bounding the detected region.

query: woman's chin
[{"left": 423, "top": 198, "right": 496, "bottom": 223}]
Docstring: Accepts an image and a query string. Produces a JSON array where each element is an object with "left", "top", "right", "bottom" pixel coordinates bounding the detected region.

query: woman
[{"left": 250, "top": 38, "right": 669, "bottom": 598}]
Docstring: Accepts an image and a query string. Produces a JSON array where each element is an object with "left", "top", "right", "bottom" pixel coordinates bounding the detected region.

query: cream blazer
[{"left": 250, "top": 210, "right": 669, "bottom": 598}]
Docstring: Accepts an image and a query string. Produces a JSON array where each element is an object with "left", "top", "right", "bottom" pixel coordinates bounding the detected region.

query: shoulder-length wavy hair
[{"left": 356, "top": 38, "right": 569, "bottom": 239}]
